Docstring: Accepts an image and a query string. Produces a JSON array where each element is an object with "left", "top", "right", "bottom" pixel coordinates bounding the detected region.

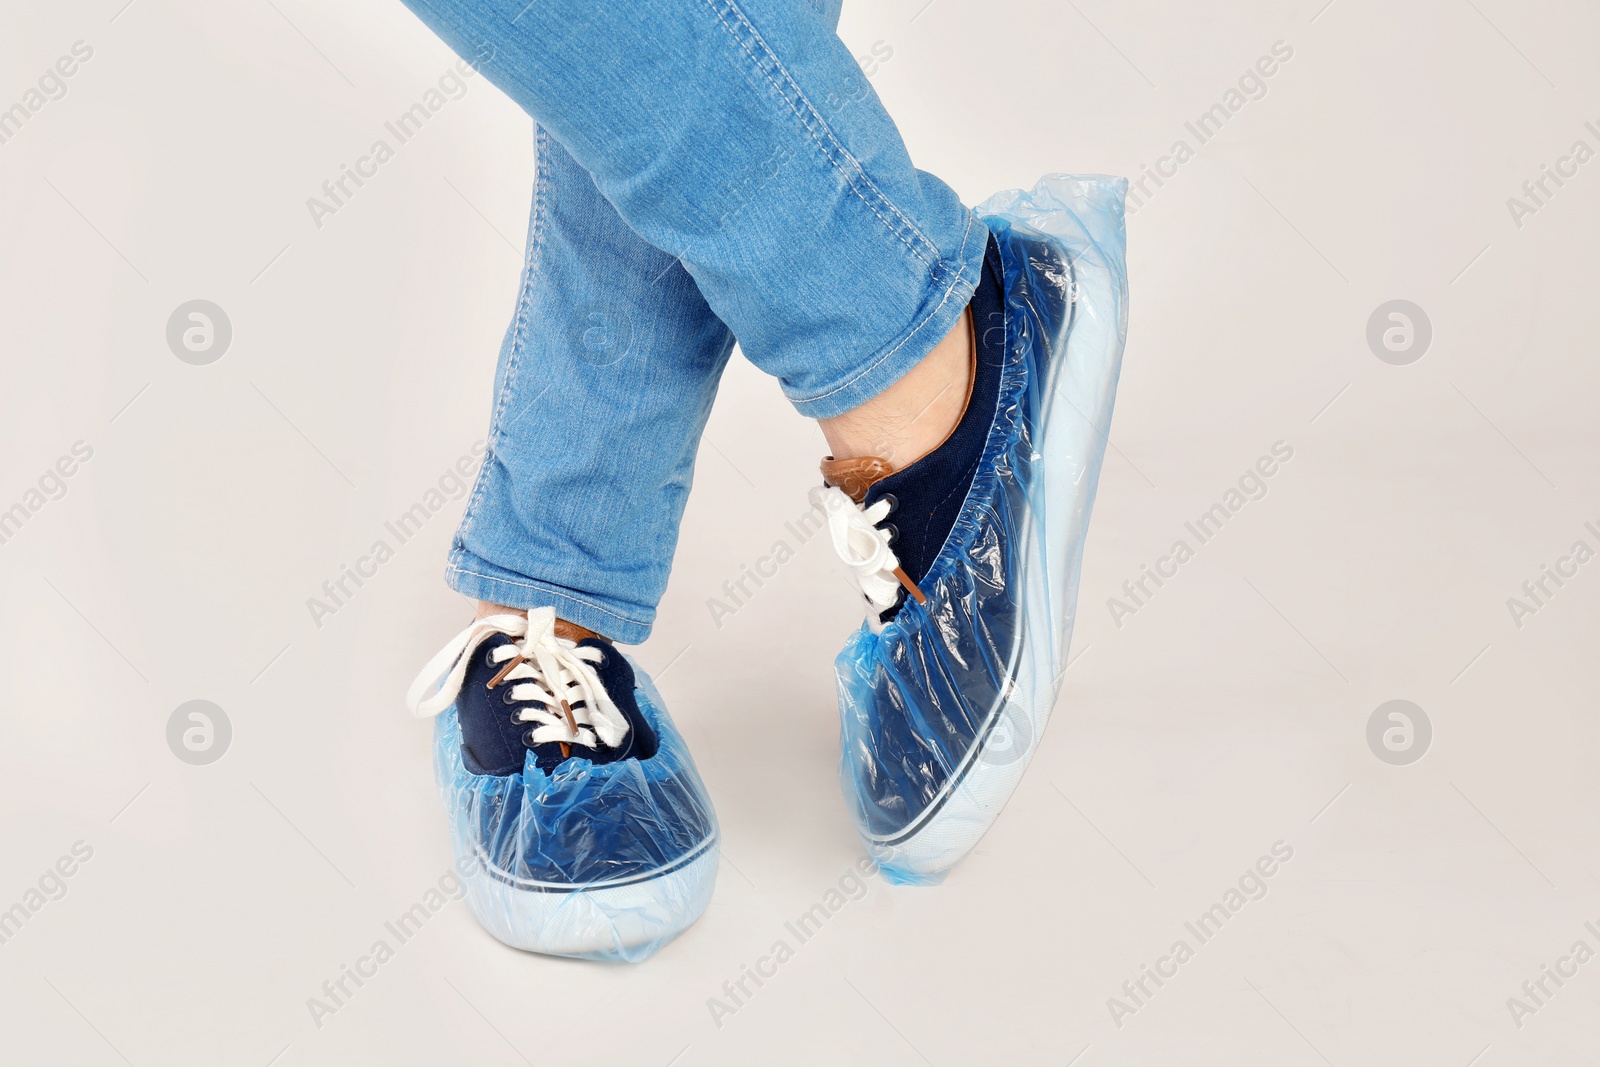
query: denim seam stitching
[
  {"left": 703, "top": 0, "right": 940, "bottom": 268},
  {"left": 790, "top": 212, "right": 980, "bottom": 410},
  {"left": 446, "top": 564, "right": 652, "bottom": 628},
  {"left": 457, "top": 125, "right": 551, "bottom": 543}
]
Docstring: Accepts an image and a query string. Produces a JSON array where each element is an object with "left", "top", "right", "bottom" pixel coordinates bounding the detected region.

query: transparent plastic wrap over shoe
[
  {"left": 431, "top": 652, "right": 719, "bottom": 963},
  {"left": 833, "top": 175, "right": 1129, "bottom": 885}
]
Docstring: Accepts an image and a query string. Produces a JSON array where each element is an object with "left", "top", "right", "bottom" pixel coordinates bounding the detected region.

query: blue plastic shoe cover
[
  {"left": 410, "top": 611, "right": 718, "bottom": 961},
  {"left": 830, "top": 175, "right": 1129, "bottom": 885}
]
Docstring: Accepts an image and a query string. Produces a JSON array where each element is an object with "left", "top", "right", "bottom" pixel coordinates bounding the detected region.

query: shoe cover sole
[
  {"left": 456, "top": 833, "right": 719, "bottom": 962},
  {"left": 435, "top": 663, "right": 720, "bottom": 962}
]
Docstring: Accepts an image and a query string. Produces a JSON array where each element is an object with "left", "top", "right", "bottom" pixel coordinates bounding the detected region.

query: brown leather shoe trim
[
  {"left": 554, "top": 618, "right": 610, "bottom": 643},
  {"left": 819, "top": 455, "right": 894, "bottom": 503}
]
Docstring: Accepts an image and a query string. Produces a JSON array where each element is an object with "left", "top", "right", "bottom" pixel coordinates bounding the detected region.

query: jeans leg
[
  {"left": 448, "top": 126, "right": 735, "bottom": 643},
  {"left": 398, "top": 0, "right": 985, "bottom": 418}
]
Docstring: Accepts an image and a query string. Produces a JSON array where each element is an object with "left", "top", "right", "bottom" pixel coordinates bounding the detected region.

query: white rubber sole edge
[
  {"left": 865, "top": 237, "right": 1119, "bottom": 884},
  {"left": 458, "top": 837, "right": 719, "bottom": 962}
]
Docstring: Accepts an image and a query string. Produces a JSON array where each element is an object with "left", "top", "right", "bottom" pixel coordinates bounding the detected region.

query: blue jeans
[{"left": 401, "top": 0, "right": 985, "bottom": 642}]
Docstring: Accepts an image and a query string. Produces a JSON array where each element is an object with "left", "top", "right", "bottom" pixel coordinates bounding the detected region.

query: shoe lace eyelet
[
  {"left": 523, "top": 729, "right": 538, "bottom": 748},
  {"left": 880, "top": 493, "right": 898, "bottom": 514},
  {"left": 501, "top": 688, "right": 519, "bottom": 706},
  {"left": 881, "top": 521, "right": 899, "bottom": 545},
  {"left": 484, "top": 648, "right": 498, "bottom": 668}
]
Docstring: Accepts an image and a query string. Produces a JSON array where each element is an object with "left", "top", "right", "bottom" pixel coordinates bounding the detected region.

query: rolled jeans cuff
[
  {"left": 782, "top": 211, "right": 986, "bottom": 420},
  {"left": 446, "top": 550, "right": 655, "bottom": 644}
]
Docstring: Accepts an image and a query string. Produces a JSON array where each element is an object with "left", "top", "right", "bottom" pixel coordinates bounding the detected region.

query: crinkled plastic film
[
  {"left": 834, "top": 175, "right": 1129, "bottom": 885},
  {"left": 434, "top": 663, "right": 719, "bottom": 962}
]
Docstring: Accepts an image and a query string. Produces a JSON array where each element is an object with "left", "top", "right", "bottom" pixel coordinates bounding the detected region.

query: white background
[{"left": 1, "top": 0, "right": 1597, "bottom": 1064}]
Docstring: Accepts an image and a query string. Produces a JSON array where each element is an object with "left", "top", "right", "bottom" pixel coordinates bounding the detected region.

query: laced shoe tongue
[
  {"left": 542, "top": 620, "right": 610, "bottom": 759},
  {"left": 521, "top": 637, "right": 649, "bottom": 772},
  {"left": 486, "top": 609, "right": 631, "bottom": 763}
]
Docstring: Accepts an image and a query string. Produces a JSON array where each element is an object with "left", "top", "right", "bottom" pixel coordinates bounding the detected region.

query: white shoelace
[
  {"left": 810, "top": 485, "right": 925, "bottom": 632},
  {"left": 405, "top": 607, "right": 628, "bottom": 751}
]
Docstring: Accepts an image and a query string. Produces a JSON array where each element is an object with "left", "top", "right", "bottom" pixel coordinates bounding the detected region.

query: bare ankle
[
  {"left": 474, "top": 600, "right": 526, "bottom": 619},
  {"left": 819, "top": 306, "right": 973, "bottom": 470}
]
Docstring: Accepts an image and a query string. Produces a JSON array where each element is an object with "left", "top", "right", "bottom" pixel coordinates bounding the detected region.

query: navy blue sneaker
[
  {"left": 813, "top": 180, "right": 1127, "bottom": 884},
  {"left": 408, "top": 608, "right": 718, "bottom": 960}
]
